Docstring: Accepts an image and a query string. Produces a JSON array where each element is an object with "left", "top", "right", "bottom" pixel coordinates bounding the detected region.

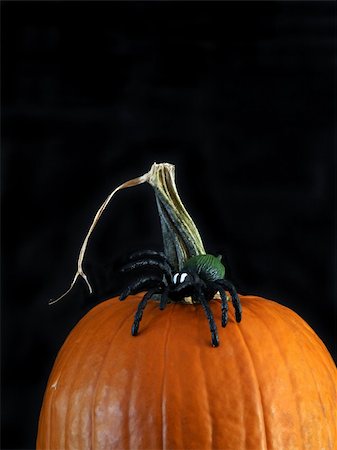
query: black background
[{"left": 2, "top": 2, "right": 336, "bottom": 449}]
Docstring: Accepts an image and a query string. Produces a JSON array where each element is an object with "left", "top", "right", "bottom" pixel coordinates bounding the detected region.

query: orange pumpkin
[{"left": 37, "top": 293, "right": 336, "bottom": 450}]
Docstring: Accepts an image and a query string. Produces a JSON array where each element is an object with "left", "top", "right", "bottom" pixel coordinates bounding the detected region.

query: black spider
[{"left": 119, "top": 250, "right": 242, "bottom": 347}]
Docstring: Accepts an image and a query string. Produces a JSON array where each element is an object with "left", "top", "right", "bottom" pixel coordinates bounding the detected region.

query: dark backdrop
[{"left": 2, "top": 2, "right": 335, "bottom": 449}]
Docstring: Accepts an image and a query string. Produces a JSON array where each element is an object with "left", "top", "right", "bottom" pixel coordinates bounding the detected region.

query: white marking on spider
[
  {"left": 180, "top": 273, "right": 188, "bottom": 283},
  {"left": 172, "top": 272, "right": 189, "bottom": 284},
  {"left": 173, "top": 273, "right": 179, "bottom": 284}
]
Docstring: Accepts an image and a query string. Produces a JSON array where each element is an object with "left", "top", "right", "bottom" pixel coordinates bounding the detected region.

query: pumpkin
[{"left": 37, "top": 293, "right": 336, "bottom": 450}]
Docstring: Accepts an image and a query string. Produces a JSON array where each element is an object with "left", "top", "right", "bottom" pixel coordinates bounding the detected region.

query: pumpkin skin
[{"left": 37, "top": 294, "right": 336, "bottom": 450}]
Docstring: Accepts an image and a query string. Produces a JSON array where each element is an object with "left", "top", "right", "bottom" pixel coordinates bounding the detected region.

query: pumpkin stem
[
  {"left": 148, "top": 163, "right": 205, "bottom": 270},
  {"left": 49, "top": 162, "right": 205, "bottom": 304}
]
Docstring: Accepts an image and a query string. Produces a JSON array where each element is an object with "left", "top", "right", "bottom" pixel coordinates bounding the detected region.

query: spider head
[{"left": 172, "top": 272, "right": 192, "bottom": 285}]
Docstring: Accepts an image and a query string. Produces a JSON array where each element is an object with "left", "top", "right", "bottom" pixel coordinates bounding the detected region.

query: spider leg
[
  {"left": 217, "top": 279, "right": 242, "bottom": 323},
  {"left": 120, "top": 258, "right": 172, "bottom": 279},
  {"left": 128, "top": 249, "right": 167, "bottom": 261},
  {"left": 213, "top": 284, "right": 229, "bottom": 327},
  {"left": 194, "top": 285, "right": 219, "bottom": 347},
  {"left": 159, "top": 287, "right": 170, "bottom": 310},
  {"left": 131, "top": 287, "right": 161, "bottom": 336},
  {"left": 120, "top": 275, "right": 164, "bottom": 301}
]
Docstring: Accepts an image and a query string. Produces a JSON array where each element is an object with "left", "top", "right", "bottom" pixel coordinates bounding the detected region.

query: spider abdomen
[{"left": 183, "top": 254, "right": 225, "bottom": 282}]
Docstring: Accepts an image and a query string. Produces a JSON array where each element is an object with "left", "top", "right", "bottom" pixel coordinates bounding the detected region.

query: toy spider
[{"left": 119, "top": 250, "right": 242, "bottom": 347}]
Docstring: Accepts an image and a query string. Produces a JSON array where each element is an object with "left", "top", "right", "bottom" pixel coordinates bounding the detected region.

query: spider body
[
  {"left": 120, "top": 250, "right": 242, "bottom": 347},
  {"left": 183, "top": 254, "right": 225, "bottom": 282}
]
